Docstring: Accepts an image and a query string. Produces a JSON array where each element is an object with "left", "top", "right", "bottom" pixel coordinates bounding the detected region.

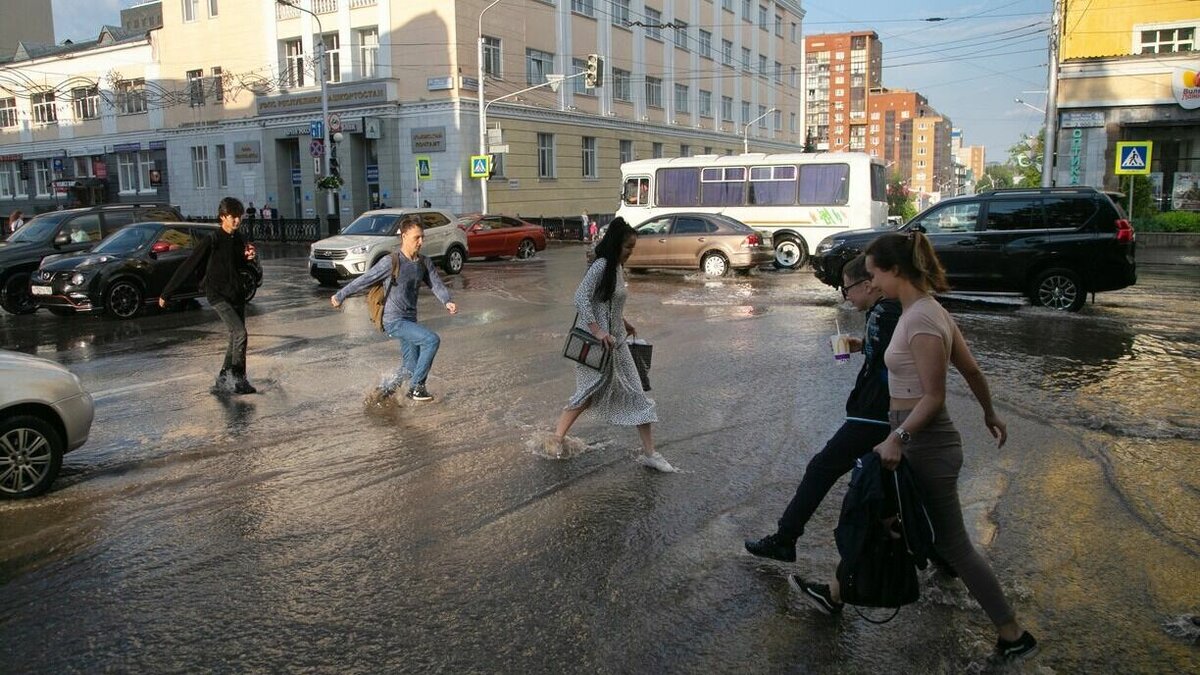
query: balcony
[
  {"left": 276, "top": 3, "right": 298, "bottom": 19},
  {"left": 314, "top": 0, "right": 338, "bottom": 13},
  {"left": 349, "top": 0, "right": 376, "bottom": 6}
]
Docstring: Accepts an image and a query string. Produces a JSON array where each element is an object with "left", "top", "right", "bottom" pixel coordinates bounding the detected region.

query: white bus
[{"left": 616, "top": 153, "right": 888, "bottom": 269}]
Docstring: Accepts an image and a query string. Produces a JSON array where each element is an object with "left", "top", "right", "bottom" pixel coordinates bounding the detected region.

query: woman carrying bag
[{"left": 549, "top": 218, "right": 677, "bottom": 472}]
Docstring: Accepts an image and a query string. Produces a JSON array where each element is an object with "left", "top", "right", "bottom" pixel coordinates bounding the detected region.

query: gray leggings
[{"left": 891, "top": 407, "right": 1016, "bottom": 626}]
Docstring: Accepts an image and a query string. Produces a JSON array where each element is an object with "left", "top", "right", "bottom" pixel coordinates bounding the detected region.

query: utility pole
[{"left": 1041, "top": 0, "right": 1062, "bottom": 187}]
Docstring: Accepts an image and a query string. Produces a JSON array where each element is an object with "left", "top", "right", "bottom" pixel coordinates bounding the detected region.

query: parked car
[
  {"left": 308, "top": 208, "right": 467, "bottom": 286},
  {"left": 31, "top": 222, "right": 263, "bottom": 319},
  {"left": 0, "top": 350, "right": 94, "bottom": 499},
  {"left": 811, "top": 187, "right": 1136, "bottom": 312},
  {"left": 0, "top": 203, "right": 182, "bottom": 315},
  {"left": 455, "top": 214, "right": 547, "bottom": 260},
  {"left": 588, "top": 213, "right": 773, "bottom": 276}
]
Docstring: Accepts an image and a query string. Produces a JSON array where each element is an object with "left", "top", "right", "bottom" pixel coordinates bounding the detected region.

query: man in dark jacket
[
  {"left": 745, "top": 254, "right": 901, "bottom": 562},
  {"left": 160, "top": 197, "right": 258, "bottom": 394}
]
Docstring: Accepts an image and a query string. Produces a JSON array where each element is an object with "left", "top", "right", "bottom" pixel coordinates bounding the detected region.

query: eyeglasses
[{"left": 840, "top": 279, "right": 868, "bottom": 299}]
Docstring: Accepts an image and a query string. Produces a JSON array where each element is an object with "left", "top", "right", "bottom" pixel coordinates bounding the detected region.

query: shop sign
[
  {"left": 1068, "top": 129, "right": 1084, "bottom": 185},
  {"left": 427, "top": 77, "right": 453, "bottom": 91},
  {"left": 1060, "top": 111, "right": 1105, "bottom": 128},
  {"left": 1172, "top": 67, "right": 1200, "bottom": 109},
  {"left": 411, "top": 127, "right": 445, "bottom": 153},
  {"left": 256, "top": 82, "right": 388, "bottom": 115},
  {"left": 113, "top": 142, "right": 141, "bottom": 153},
  {"left": 234, "top": 141, "right": 261, "bottom": 164},
  {"left": 366, "top": 165, "right": 379, "bottom": 182},
  {"left": 149, "top": 140, "right": 166, "bottom": 150},
  {"left": 0, "top": 153, "right": 22, "bottom": 162}
]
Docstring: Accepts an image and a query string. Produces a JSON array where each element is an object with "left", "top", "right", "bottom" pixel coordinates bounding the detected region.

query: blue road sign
[
  {"left": 1114, "top": 141, "right": 1152, "bottom": 175},
  {"left": 310, "top": 120, "right": 324, "bottom": 139}
]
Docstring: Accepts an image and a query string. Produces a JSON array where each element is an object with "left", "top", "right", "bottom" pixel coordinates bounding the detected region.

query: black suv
[
  {"left": 0, "top": 203, "right": 182, "bottom": 314},
  {"left": 811, "top": 187, "right": 1136, "bottom": 311},
  {"left": 31, "top": 222, "right": 263, "bottom": 319}
]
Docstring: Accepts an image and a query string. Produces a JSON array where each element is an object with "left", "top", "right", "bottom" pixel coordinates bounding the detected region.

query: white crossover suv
[{"left": 308, "top": 208, "right": 468, "bottom": 286}]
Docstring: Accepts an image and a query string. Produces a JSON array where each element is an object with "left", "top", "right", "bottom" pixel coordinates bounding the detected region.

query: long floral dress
[{"left": 566, "top": 258, "right": 658, "bottom": 426}]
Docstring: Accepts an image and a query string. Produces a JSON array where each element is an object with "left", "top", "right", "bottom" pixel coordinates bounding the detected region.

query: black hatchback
[
  {"left": 31, "top": 222, "right": 263, "bottom": 319},
  {"left": 811, "top": 187, "right": 1137, "bottom": 311}
]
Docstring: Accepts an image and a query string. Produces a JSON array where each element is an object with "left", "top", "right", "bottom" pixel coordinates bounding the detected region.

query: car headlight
[
  {"left": 815, "top": 239, "right": 843, "bottom": 255},
  {"left": 70, "top": 273, "right": 87, "bottom": 286},
  {"left": 348, "top": 245, "right": 370, "bottom": 255}
]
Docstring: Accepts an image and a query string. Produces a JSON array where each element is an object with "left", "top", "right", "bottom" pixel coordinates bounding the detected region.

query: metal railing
[
  {"left": 349, "top": 0, "right": 376, "bottom": 7},
  {"left": 522, "top": 214, "right": 614, "bottom": 241},
  {"left": 186, "top": 216, "right": 336, "bottom": 243},
  {"left": 275, "top": 3, "right": 299, "bottom": 19},
  {"left": 313, "top": 0, "right": 338, "bottom": 14}
]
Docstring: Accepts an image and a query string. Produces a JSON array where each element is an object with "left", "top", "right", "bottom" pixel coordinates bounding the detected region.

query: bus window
[
  {"left": 798, "top": 164, "right": 850, "bottom": 205},
  {"left": 748, "top": 165, "right": 797, "bottom": 205},
  {"left": 655, "top": 168, "right": 701, "bottom": 207},
  {"left": 701, "top": 167, "right": 745, "bottom": 206},
  {"left": 623, "top": 177, "right": 651, "bottom": 205},
  {"left": 871, "top": 163, "right": 887, "bottom": 202}
]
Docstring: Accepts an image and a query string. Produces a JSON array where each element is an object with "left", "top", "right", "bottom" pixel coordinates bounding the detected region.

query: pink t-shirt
[{"left": 884, "top": 296, "right": 955, "bottom": 398}]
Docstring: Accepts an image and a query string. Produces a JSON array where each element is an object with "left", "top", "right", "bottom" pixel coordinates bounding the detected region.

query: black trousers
[
  {"left": 776, "top": 420, "right": 891, "bottom": 540},
  {"left": 211, "top": 299, "right": 248, "bottom": 376}
]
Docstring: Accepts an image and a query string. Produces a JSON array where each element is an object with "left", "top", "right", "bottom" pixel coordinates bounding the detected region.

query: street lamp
[
  {"left": 478, "top": 0, "right": 504, "bottom": 214},
  {"left": 277, "top": 0, "right": 334, "bottom": 234},
  {"left": 1014, "top": 97, "right": 1045, "bottom": 114},
  {"left": 743, "top": 108, "right": 778, "bottom": 154}
]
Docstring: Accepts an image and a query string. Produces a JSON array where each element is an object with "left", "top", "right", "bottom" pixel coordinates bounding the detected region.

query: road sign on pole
[
  {"left": 416, "top": 155, "right": 432, "bottom": 180},
  {"left": 327, "top": 113, "right": 342, "bottom": 133},
  {"left": 310, "top": 120, "right": 324, "bottom": 139},
  {"left": 309, "top": 139, "right": 325, "bottom": 158},
  {"left": 1114, "top": 141, "right": 1152, "bottom": 175},
  {"left": 470, "top": 155, "right": 491, "bottom": 179}
]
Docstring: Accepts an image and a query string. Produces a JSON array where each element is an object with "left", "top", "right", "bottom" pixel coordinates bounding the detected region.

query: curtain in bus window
[
  {"left": 798, "top": 164, "right": 850, "bottom": 205},
  {"left": 656, "top": 168, "right": 701, "bottom": 206},
  {"left": 747, "top": 165, "right": 797, "bottom": 205},
  {"left": 700, "top": 167, "right": 745, "bottom": 206}
]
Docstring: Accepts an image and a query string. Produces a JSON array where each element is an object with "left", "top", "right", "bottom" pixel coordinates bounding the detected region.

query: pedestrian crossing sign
[
  {"left": 416, "top": 155, "right": 432, "bottom": 181},
  {"left": 1114, "top": 141, "right": 1152, "bottom": 175},
  {"left": 470, "top": 155, "right": 491, "bottom": 179}
]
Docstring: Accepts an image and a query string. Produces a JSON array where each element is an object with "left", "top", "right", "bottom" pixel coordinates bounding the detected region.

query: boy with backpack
[{"left": 330, "top": 217, "right": 457, "bottom": 402}]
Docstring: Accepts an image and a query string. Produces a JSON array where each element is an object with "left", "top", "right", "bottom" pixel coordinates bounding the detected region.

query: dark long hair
[
  {"left": 865, "top": 231, "right": 948, "bottom": 293},
  {"left": 592, "top": 217, "right": 636, "bottom": 303}
]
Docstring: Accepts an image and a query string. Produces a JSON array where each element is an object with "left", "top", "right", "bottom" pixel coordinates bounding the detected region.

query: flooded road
[{"left": 2, "top": 245, "right": 1197, "bottom": 673}]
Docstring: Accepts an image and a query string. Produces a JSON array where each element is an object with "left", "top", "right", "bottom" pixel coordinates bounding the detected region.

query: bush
[{"left": 1133, "top": 211, "right": 1200, "bottom": 233}]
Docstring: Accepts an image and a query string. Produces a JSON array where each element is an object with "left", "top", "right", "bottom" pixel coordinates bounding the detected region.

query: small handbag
[
  {"left": 563, "top": 325, "right": 610, "bottom": 371},
  {"left": 628, "top": 339, "right": 652, "bottom": 391}
]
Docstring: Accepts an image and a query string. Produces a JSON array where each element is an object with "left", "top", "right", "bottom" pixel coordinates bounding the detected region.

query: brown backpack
[{"left": 365, "top": 253, "right": 400, "bottom": 331}]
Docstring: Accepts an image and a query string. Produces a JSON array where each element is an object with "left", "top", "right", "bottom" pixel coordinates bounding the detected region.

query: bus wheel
[{"left": 773, "top": 236, "right": 808, "bottom": 270}]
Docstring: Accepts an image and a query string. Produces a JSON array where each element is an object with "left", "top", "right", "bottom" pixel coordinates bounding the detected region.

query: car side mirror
[
  {"left": 912, "top": 224, "right": 927, "bottom": 234},
  {"left": 54, "top": 232, "right": 70, "bottom": 246},
  {"left": 151, "top": 241, "right": 172, "bottom": 254}
]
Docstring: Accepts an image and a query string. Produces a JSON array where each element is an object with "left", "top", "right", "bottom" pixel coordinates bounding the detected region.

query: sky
[{"left": 51, "top": 0, "right": 1052, "bottom": 163}]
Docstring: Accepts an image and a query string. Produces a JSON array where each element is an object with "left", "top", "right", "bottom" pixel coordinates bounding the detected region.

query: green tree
[
  {"left": 975, "top": 164, "right": 1015, "bottom": 193},
  {"left": 887, "top": 177, "right": 917, "bottom": 220},
  {"left": 1008, "top": 130, "right": 1044, "bottom": 187}
]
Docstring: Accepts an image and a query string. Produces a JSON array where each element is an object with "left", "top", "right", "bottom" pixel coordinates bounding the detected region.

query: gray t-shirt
[{"left": 335, "top": 252, "right": 451, "bottom": 323}]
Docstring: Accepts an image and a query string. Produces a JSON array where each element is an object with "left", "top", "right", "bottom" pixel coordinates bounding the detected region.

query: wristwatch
[{"left": 893, "top": 427, "right": 912, "bottom": 444}]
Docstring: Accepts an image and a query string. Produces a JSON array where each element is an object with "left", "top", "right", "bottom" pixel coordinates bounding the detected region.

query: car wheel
[
  {"left": 443, "top": 246, "right": 465, "bottom": 275},
  {"left": 47, "top": 307, "right": 75, "bottom": 317},
  {"left": 701, "top": 252, "right": 730, "bottom": 277},
  {"left": 516, "top": 238, "right": 537, "bottom": 259},
  {"left": 1032, "top": 267, "right": 1086, "bottom": 312},
  {"left": 1, "top": 272, "right": 37, "bottom": 315},
  {"left": 772, "top": 236, "right": 808, "bottom": 270},
  {"left": 106, "top": 280, "right": 143, "bottom": 319},
  {"left": 0, "top": 414, "right": 64, "bottom": 500},
  {"left": 239, "top": 269, "right": 258, "bottom": 303}
]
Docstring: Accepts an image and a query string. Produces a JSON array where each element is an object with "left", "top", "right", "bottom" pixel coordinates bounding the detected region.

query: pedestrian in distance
[
  {"left": 6, "top": 209, "right": 23, "bottom": 236},
  {"left": 790, "top": 231, "right": 1039, "bottom": 662},
  {"left": 422, "top": 199, "right": 432, "bottom": 208},
  {"left": 745, "top": 253, "right": 900, "bottom": 561},
  {"left": 548, "top": 217, "right": 676, "bottom": 472},
  {"left": 330, "top": 217, "right": 458, "bottom": 403},
  {"left": 159, "top": 197, "right": 260, "bottom": 395}
]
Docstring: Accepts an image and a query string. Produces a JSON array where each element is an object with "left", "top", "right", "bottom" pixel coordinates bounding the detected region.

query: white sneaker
[{"left": 636, "top": 452, "right": 678, "bottom": 473}]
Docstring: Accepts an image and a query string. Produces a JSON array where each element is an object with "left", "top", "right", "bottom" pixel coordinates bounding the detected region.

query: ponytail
[{"left": 865, "top": 231, "right": 948, "bottom": 293}]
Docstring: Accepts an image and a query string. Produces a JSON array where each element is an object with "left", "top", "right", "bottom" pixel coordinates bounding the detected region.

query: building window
[
  {"left": 741, "top": 101, "right": 750, "bottom": 125},
  {"left": 721, "top": 39, "right": 733, "bottom": 66},
  {"left": 0, "top": 162, "right": 20, "bottom": 198},
  {"left": 526, "top": 48, "right": 554, "bottom": 85},
  {"left": 774, "top": 61, "right": 782, "bottom": 83},
  {"left": 758, "top": 4, "right": 768, "bottom": 29},
  {"left": 187, "top": 69, "right": 205, "bottom": 106},
  {"left": 117, "top": 79, "right": 147, "bottom": 114},
  {"left": 698, "top": 29, "right": 711, "bottom": 58},
  {"left": 191, "top": 145, "right": 209, "bottom": 189},
  {"left": 645, "top": 77, "right": 662, "bottom": 107},
  {"left": 721, "top": 95, "right": 733, "bottom": 123},
  {"left": 674, "top": 21, "right": 688, "bottom": 50},
  {"left": 216, "top": 144, "right": 228, "bottom": 188},
  {"left": 612, "top": 0, "right": 630, "bottom": 26},
  {"left": 619, "top": 139, "right": 633, "bottom": 164},
  {"left": 791, "top": 22, "right": 798, "bottom": 42},
  {"left": 775, "top": 14, "right": 782, "bottom": 36},
  {"left": 790, "top": 112, "right": 797, "bottom": 132},
  {"left": 699, "top": 89, "right": 712, "bottom": 117},
  {"left": 208, "top": 0, "right": 218, "bottom": 17},
  {"left": 482, "top": 35, "right": 501, "bottom": 78},
  {"left": 359, "top": 28, "right": 379, "bottom": 78},
  {"left": 681, "top": 144, "right": 690, "bottom": 157},
  {"left": 284, "top": 39, "right": 305, "bottom": 88},
  {"left": 613, "top": 68, "right": 631, "bottom": 101},
  {"left": 321, "top": 33, "right": 341, "bottom": 83},
  {"left": 137, "top": 151, "right": 154, "bottom": 192},
  {"left": 758, "top": 55, "right": 768, "bottom": 78},
  {"left": 774, "top": 110, "right": 782, "bottom": 130},
  {"left": 582, "top": 137, "right": 597, "bottom": 177},
  {"left": 790, "top": 66, "right": 797, "bottom": 87},
  {"left": 570, "top": 0, "right": 594, "bottom": 17},
  {"left": 674, "top": 84, "right": 690, "bottom": 114},
  {"left": 182, "top": 0, "right": 198, "bottom": 22},
  {"left": 211, "top": 67, "right": 224, "bottom": 105},
  {"left": 652, "top": 142, "right": 663, "bottom": 159},
  {"left": 1138, "top": 25, "right": 1196, "bottom": 53},
  {"left": 723, "top": 0, "right": 734, "bottom": 10},
  {"left": 741, "top": 47, "right": 752, "bottom": 72},
  {"left": 33, "top": 160, "right": 51, "bottom": 197},
  {"left": 645, "top": 8, "right": 662, "bottom": 40},
  {"left": 72, "top": 86, "right": 100, "bottom": 120},
  {"left": 117, "top": 151, "right": 153, "bottom": 193},
  {"left": 0, "top": 97, "right": 15, "bottom": 128},
  {"left": 31, "top": 92, "right": 56, "bottom": 124},
  {"left": 537, "top": 133, "right": 555, "bottom": 178},
  {"left": 571, "top": 58, "right": 588, "bottom": 94},
  {"left": 74, "top": 157, "right": 93, "bottom": 178},
  {"left": 742, "top": 0, "right": 752, "bottom": 21}
]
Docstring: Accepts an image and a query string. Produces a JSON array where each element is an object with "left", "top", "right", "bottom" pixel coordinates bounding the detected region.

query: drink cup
[{"left": 830, "top": 333, "right": 851, "bottom": 363}]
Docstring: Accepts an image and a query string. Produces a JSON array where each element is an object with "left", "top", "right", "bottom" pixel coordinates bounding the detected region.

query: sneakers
[
  {"left": 407, "top": 384, "right": 434, "bottom": 402},
  {"left": 995, "top": 631, "right": 1039, "bottom": 660},
  {"left": 635, "top": 451, "right": 678, "bottom": 473},
  {"left": 744, "top": 533, "right": 797, "bottom": 563},
  {"left": 788, "top": 575, "right": 843, "bottom": 615}
]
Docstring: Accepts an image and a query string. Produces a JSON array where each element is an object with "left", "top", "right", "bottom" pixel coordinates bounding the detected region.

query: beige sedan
[{"left": 590, "top": 213, "right": 774, "bottom": 276}]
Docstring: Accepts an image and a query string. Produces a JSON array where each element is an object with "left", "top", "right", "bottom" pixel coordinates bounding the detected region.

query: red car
[{"left": 456, "top": 214, "right": 547, "bottom": 260}]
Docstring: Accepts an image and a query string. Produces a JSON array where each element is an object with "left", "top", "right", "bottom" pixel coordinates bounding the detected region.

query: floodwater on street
[{"left": 1, "top": 244, "right": 1197, "bottom": 673}]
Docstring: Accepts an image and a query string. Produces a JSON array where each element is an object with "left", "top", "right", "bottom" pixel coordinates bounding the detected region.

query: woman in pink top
[{"left": 792, "top": 231, "right": 1039, "bottom": 662}]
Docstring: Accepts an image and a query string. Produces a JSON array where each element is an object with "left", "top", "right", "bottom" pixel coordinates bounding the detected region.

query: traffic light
[{"left": 585, "top": 54, "right": 603, "bottom": 88}]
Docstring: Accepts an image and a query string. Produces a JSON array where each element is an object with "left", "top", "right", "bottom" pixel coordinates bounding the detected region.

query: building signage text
[
  {"left": 1173, "top": 67, "right": 1200, "bottom": 110},
  {"left": 257, "top": 82, "right": 388, "bottom": 115},
  {"left": 411, "top": 127, "right": 446, "bottom": 153}
]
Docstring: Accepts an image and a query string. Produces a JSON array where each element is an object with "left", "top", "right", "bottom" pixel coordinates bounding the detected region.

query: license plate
[
  {"left": 315, "top": 260, "right": 335, "bottom": 269},
  {"left": 30, "top": 285, "right": 51, "bottom": 296}
]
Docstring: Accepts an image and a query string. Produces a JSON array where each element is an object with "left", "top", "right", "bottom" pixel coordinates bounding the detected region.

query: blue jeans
[{"left": 384, "top": 318, "right": 440, "bottom": 387}]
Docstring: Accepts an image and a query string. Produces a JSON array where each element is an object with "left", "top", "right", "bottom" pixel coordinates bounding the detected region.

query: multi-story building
[
  {"left": 803, "top": 31, "right": 882, "bottom": 152},
  {"left": 0, "top": 0, "right": 54, "bottom": 59},
  {"left": 1055, "top": 0, "right": 1200, "bottom": 209},
  {"left": 907, "top": 113, "right": 953, "bottom": 198},
  {"left": 0, "top": 0, "right": 807, "bottom": 222}
]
